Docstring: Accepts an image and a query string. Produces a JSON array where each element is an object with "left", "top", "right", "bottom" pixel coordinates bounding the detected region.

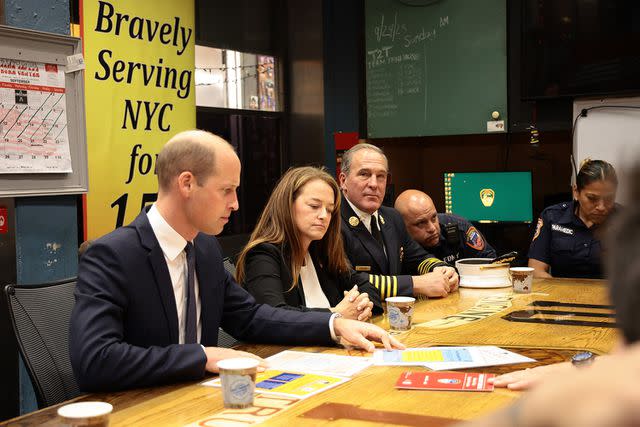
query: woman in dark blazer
[{"left": 236, "top": 166, "right": 382, "bottom": 320}]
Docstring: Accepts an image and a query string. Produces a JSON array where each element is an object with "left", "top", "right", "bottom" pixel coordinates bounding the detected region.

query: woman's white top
[{"left": 299, "top": 253, "right": 331, "bottom": 308}]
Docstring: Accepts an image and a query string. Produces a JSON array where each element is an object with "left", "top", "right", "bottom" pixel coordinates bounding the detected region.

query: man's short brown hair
[{"left": 156, "top": 130, "right": 230, "bottom": 191}]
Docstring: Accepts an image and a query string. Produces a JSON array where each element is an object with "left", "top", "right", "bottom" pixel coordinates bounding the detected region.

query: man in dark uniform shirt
[
  {"left": 528, "top": 200, "right": 606, "bottom": 278},
  {"left": 338, "top": 144, "right": 459, "bottom": 300},
  {"left": 395, "top": 189, "right": 496, "bottom": 264}
]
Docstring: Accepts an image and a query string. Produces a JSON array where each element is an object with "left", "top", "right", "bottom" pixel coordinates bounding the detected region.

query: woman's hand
[{"left": 332, "top": 286, "right": 375, "bottom": 321}]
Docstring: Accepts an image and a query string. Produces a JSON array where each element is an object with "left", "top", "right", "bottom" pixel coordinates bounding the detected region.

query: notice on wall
[{"left": 0, "top": 59, "right": 72, "bottom": 173}]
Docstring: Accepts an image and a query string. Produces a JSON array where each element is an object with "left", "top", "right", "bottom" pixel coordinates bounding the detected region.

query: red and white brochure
[{"left": 395, "top": 371, "right": 495, "bottom": 392}]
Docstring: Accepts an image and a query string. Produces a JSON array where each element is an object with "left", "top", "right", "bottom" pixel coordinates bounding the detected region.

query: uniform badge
[
  {"left": 532, "top": 218, "right": 543, "bottom": 241},
  {"left": 399, "top": 246, "right": 404, "bottom": 263},
  {"left": 379, "top": 215, "right": 385, "bottom": 225},
  {"left": 465, "top": 226, "right": 485, "bottom": 251},
  {"left": 355, "top": 265, "right": 371, "bottom": 272},
  {"left": 349, "top": 216, "right": 360, "bottom": 227}
]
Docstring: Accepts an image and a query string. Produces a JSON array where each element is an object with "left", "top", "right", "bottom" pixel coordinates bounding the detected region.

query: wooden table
[{"left": 2, "top": 278, "right": 618, "bottom": 426}]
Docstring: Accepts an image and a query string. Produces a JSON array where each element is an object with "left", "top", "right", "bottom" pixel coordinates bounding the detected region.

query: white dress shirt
[
  {"left": 147, "top": 204, "right": 340, "bottom": 346},
  {"left": 300, "top": 253, "right": 331, "bottom": 308},
  {"left": 147, "top": 204, "right": 201, "bottom": 344}
]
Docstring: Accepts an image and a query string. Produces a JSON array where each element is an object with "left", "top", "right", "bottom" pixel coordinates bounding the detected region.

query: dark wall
[
  {"left": 380, "top": 132, "right": 573, "bottom": 219},
  {"left": 286, "top": 0, "right": 326, "bottom": 166},
  {"left": 507, "top": 0, "right": 573, "bottom": 134},
  {"left": 196, "top": 0, "right": 277, "bottom": 54},
  {"left": 322, "top": 0, "right": 364, "bottom": 174},
  {"left": 378, "top": 130, "right": 573, "bottom": 260}
]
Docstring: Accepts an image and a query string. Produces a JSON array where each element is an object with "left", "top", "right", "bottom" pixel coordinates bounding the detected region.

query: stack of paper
[
  {"left": 373, "top": 346, "right": 535, "bottom": 371},
  {"left": 264, "top": 350, "right": 373, "bottom": 377},
  {"left": 202, "top": 350, "right": 374, "bottom": 399}
]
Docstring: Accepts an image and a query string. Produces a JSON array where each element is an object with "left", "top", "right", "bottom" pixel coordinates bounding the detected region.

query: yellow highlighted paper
[{"left": 401, "top": 349, "right": 445, "bottom": 362}]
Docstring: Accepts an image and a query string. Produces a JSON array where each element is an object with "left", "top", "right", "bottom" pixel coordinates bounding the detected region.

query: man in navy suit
[
  {"left": 70, "top": 131, "right": 402, "bottom": 392},
  {"left": 339, "top": 143, "right": 459, "bottom": 300}
]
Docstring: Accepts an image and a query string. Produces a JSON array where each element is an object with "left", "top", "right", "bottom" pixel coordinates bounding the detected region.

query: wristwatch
[{"left": 571, "top": 351, "right": 596, "bottom": 367}]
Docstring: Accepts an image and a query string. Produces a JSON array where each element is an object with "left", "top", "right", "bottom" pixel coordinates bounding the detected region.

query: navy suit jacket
[
  {"left": 70, "top": 210, "right": 333, "bottom": 391},
  {"left": 340, "top": 198, "right": 447, "bottom": 299}
]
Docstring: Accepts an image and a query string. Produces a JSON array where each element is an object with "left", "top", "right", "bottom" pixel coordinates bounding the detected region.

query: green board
[
  {"left": 365, "top": 0, "right": 507, "bottom": 138},
  {"left": 444, "top": 172, "right": 533, "bottom": 223}
]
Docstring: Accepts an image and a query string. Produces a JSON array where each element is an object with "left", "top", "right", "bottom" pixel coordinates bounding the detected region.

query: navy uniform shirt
[
  {"left": 430, "top": 213, "right": 496, "bottom": 264},
  {"left": 528, "top": 200, "right": 608, "bottom": 279}
]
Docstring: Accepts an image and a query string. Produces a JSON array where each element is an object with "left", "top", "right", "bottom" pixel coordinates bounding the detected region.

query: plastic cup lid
[
  {"left": 58, "top": 401, "right": 113, "bottom": 418},
  {"left": 217, "top": 357, "right": 260, "bottom": 370},
  {"left": 385, "top": 296, "right": 416, "bottom": 303}
]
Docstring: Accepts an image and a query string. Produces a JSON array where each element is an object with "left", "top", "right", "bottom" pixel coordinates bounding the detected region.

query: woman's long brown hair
[{"left": 235, "top": 166, "right": 350, "bottom": 288}]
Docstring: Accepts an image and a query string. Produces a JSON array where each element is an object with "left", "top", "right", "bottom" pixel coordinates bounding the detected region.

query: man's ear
[
  {"left": 339, "top": 172, "right": 346, "bottom": 190},
  {"left": 177, "top": 171, "right": 195, "bottom": 197},
  {"left": 572, "top": 184, "right": 578, "bottom": 201}
]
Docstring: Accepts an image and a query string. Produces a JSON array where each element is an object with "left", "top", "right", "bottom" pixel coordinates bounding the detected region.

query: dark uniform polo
[
  {"left": 430, "top": 213, "right": 497, "bottom": 264},
  {"left": 340, "top": 196, "right": 448, "bottom": 299},
  {"left": 528, "top": 200, "right": 609, "bottom": 279}
]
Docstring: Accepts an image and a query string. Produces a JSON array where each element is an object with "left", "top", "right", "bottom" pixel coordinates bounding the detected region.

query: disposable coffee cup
[
  {"left": 57, "top": 401, "right": 113, "bottom": 426},
  {"left": 510, "top": 267, "right": 534, "bottom": 293},
  {"left": 385, "top": 296, "right": 415, "bottom": 332},
  {"left": 217, "top": 357, "right": 259, "bottom": 408}
]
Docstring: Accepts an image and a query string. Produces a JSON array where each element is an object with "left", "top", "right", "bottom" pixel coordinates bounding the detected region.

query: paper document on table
[
  {"left": 265, "top": 350, "right": 373, "bottom": 377},
  {"left": 202, "top": 370, "right": 349, "bottom": 400},
  {"left": 373, "top": 346, "right": 535, "bottom": 370}
]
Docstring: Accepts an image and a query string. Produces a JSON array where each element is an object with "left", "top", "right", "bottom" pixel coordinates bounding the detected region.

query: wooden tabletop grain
[{"left": 2, "top": 278, "right": 618, "bottom": 427}]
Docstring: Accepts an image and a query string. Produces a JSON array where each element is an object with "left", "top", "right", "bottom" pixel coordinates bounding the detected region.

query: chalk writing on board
[
  {"left": 367, "top": 13, "right": 449, "bottom": 122},
  {"left": 365, "top": 0, "right": 507, "bottom": 138},
  {"left": 374, "top": 13, "right": 408, "bottom": 43}
]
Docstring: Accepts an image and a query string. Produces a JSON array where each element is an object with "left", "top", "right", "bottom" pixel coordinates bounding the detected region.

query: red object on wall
[
  {"left": 334, "top": 132, "right": 359, "bottom": 179},
  {"left": 0, "top": 207, "right": 8, "bottom": 234}
]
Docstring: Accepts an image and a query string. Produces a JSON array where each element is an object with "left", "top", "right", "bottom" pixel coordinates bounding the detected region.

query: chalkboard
[{"left": 365, "top": 0, "right": 507, "bottom": 138}]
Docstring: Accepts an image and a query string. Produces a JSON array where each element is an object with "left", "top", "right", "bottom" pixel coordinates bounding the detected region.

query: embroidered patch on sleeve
[
  {"left": 465, "top": 226, "right": 485, "bottom": 251},
  {"left": 532, "top": 218, "right": 543, "bottom": 241}
]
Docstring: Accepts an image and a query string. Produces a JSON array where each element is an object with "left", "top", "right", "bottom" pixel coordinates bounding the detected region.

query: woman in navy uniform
[{"left": 528, "top": 159, "right": 618, "bottom": 278}]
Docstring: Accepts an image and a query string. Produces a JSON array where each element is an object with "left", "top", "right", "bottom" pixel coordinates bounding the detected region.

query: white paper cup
[
  {"left": 510, "top": 267, "right": 534, "bottom": 293},
  {"left": 57, "top": 401, "right": 112, "bottom": 426},
  {"left": 385, "top": 296, "right": 415, "bottom": 331},
  {"left": 217, "top": 357, "right": 259, "bottom": 408}
]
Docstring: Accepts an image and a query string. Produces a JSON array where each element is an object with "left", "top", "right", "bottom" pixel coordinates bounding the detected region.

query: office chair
[
  {"left": 222, "top": 256, "right": 237, "bottom": 277},
  {"left": 4, "top": 278, "right": 82, "bottom": 408}
]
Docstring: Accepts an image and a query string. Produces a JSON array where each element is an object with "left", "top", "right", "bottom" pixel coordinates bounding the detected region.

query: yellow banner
[{"left": 83, "top": 0, "right": 195, "bottom": 239}]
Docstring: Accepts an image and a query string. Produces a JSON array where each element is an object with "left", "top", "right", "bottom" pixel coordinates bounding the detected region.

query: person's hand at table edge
[
  {"left": 334, "top": 318, "right": 406, "bottom": 352},
  {"left": 488, "top": 362, "right": 574, "bottom": 391}
]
